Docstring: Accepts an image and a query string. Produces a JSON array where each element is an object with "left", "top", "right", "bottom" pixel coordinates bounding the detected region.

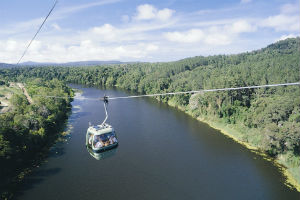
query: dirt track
[{"left": 17, "top": 83, "right": 33, "bottom": 104}]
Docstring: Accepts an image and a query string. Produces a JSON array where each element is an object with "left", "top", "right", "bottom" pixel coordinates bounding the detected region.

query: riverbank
[
  {"left": 196, "top": 118, "right": 300, "bottom": 192},
  {"left": 0, "top": 112, "right": 73, "bottom": 200},
  {"left": 0, "top": 80, "right": 74, "bottom": 200},
  {"left": 166, "top": 99, "right": 300, "bottom": 192}
]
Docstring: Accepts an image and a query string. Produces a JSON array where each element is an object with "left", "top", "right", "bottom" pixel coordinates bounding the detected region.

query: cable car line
[
  {"left": 33, "top": 95, "right": 99, "bottom": 100},
  {"left": 32, "top": 82, "right": 300, "bottom": 100},
  {"left": 17, "top": 0, "right": 58, "bottom": 65},
  {"left": 108, "top": 82, "right": 300, "bottom": 100},
  {"left": 102, "top": 95, "right": 109, "bottom": 125}
]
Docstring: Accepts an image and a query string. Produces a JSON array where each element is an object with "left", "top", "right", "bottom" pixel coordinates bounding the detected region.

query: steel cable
[
  {"left": 32, "top": 82, "right": 300, "bottom": 100},
  {"left": 17, "top": 0, "right": 58, "bottom": 64}
]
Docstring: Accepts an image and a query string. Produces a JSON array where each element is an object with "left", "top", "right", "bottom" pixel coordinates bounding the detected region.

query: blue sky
[{"left": 0, "top": 0, "right": 299, "bottom": 63}]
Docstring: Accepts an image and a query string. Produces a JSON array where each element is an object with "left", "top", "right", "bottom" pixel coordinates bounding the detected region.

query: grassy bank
[
  {"left": 166, "top": 99, "right": 300, "bottom": 192},
  {"left": 197, "top": 118, "right": 300, "bottom": 192}
]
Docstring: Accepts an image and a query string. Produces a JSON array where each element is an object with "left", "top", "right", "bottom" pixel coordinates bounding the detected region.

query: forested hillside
[{"left": 0, "top": 37, "right": 299, "bottom": 188}]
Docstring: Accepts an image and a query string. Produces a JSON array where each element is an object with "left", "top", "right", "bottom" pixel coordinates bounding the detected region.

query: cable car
[
  {"left": 86, "top": 124, "right": 118, "bottom": 152},
  {"left": 86, "top": 95, "right": 118, "bottom": 152}
]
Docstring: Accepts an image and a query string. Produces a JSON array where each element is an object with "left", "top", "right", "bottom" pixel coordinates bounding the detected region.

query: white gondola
[
  {"left": 86, "top": 124, "right": 118, "bottom": 152},
  {"left": 86, "top": 96, "right": 118, "bottom": 152}
]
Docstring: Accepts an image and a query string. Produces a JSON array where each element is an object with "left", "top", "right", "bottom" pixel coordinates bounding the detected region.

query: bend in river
[{"left": 16, "top": 85, "right": 299, "bottom": 200}]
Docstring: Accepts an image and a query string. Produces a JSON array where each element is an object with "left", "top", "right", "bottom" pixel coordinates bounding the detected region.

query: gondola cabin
[{"left": 86, "top": 123, "right": 118, "bottom": 152}]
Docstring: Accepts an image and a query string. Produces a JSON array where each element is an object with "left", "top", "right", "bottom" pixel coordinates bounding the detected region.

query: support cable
[
  {"left": 108, "top": 82, "right": 300, "bottom": 100},
  {"left": 102, "top": 101, "right": 109, "bottom": 125},
  {"left": 33, "top": 82, "right": 300, "bottom": 100},
  {"left": 17, "top": 0, "right": 58, "bottom": 64}
]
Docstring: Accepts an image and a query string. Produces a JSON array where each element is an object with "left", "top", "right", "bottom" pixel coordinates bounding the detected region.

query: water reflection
[{"left": 86, "top": 146, "right": 118, "bottom": 160}]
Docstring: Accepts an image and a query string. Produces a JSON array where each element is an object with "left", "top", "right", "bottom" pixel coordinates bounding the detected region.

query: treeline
[
  {"left": 0, "top": 38, "right": 299, "bottom": 184},
  {"left": 0, "top": 79, "right": 73, "bottom": 199}
]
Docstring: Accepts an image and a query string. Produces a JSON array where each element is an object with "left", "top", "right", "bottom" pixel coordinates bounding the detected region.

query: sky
[{"left": 0, "top": 0, "right": 299, "bottom": 63}]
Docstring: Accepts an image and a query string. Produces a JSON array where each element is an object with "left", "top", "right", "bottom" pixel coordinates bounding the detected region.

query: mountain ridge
[{"left": 0, "top": 37, "right": 299, "bottom": 69}]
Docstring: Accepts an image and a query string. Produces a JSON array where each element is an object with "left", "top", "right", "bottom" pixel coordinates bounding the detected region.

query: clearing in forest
[{"left": 0, "top": 83, "right": 24, "bottom": 113}]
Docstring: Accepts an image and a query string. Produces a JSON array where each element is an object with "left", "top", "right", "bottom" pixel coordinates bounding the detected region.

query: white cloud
[
  {"left": 157, "top": 8, "right": 175, "bottom": 21},
  {"left": 205, "top": 31, "right": 232, "bottom": 45},
  {"left": 28, "top": 40, "right": 42, "bottom": 52},
  {"left": 1, "top": 1, "right": 299, "bottom": 63},
  {"left": 277, "top": 34, "right": 299, "bottom": 42},
  {"left": 135, "top": 4, "right": 157, "bottom": 20},
  {"left": 145, "top": 44, "right": 159, "bottom": 51},
  {"left": 260, "top": 14, "right": 299, "bottom": 32},
  {"left": 164, "top": 29, "right": 204, "bottom": 43},
  {"left": 258, "top": 2, "right": 299, "bottom": 32},
  {"left": 164, "top": 19, "right": 256, "bottom": 45},
  {"left": 164, "top": 28, "right": 232, "bottom": 45},
  {"left": 134, "top": 4, "right": 174, "bottom": 21},
  {"left": 0, "top": 32, "right": 162, "bottom": 63},
  {"left": 1, "top": 16, "right": 260, "bottom": 63},
  {"left": 7, "top": 40, "right": 18, "bottom": 51},
  {"left": 230, "top": 20, "right": 256, "bottom": 33},
  {"left": 92, "top": 24, "right": 118, "bottom": 41},
  {"left": 52, "top": 23, "right": 61, "bottom": 31}
]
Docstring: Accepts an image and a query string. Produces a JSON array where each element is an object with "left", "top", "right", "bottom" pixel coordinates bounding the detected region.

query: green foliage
[{"left": 0, "top": 79, "right": 73, "bottom": 198}]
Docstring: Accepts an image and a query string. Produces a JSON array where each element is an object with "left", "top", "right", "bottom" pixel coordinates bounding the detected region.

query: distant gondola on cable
[{"left": 86, "top": 95, "right": 118, "bottom": 152}]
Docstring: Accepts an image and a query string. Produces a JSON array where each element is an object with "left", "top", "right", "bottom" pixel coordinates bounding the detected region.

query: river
[{"left": 16, "top": 85, "right": 299, "bottom": 200}]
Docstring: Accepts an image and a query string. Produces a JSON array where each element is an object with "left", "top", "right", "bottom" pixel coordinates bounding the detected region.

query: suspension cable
[
  {"left": 32, "top": 82, "right": 300, "bottom": 100},
  {"left": 102, "top": 101, "right": 109, "bottom": 125},
  {"left": 17, "top": 0, "right": 58, "bottom": 64},
  {"left": 33, "top": 95, "right": 99, "bottom": 100},
  {"left": 107, "top": 82, "right": 300, "bottom": 100}
]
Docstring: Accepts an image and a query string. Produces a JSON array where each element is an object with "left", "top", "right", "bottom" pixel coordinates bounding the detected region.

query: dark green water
[{"left": 16, "top": 85, "right": 299, "bottom": 200}]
